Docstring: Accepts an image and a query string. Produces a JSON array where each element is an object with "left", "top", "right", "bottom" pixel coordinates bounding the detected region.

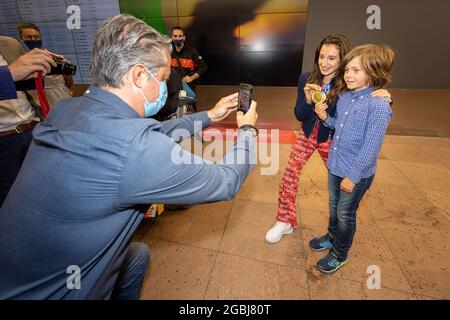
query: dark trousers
[
  {"left": 0, "top": 129, "right": 33, "bottom": 207},
  {"left": 327, "top": 172, "right": 374, "bottom": 260},
  {"left": 111, "top": 242, "right": 150, "bottom": 300}
]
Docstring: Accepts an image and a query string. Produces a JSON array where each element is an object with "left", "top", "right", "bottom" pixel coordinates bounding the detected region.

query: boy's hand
[
  {"left": 340, "top": 177, "right": 355, "bottom": 193},
  {"left": 314, "top": 102, "right": 328, "bottom": 121}
]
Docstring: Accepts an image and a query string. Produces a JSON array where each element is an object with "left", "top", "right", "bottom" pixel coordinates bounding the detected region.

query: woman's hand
[
  {"left": 314, "top": 102, "right": 329, "bottom": 121},
  {"left": 372, "top": 89, "right": 392, "bottom": 104},
  {"left": 304, "top": 83, "right": 322, "bottom": 104}
]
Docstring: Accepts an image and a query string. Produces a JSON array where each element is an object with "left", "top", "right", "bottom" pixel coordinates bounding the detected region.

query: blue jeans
[
  {"left": 111, "top": 242, "right": 150, "bottom": 300},
  {"left": 327, "top": 172, "right": 374, "bottom": 261}
]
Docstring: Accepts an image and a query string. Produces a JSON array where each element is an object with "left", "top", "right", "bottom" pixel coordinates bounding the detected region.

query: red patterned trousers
[{"left": 276, "top": 123, "right": 332, "bottom": 228}]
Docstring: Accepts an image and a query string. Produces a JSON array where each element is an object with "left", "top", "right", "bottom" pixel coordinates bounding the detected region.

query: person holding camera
[
  {"left": 0, "top": 35, "right": 58, "bottom": 207},
  {"left": 19, "top": 23, "right": 74, "bottom": 104},
  {"left": 1, "top": 50, "right": 52, "bottom": 97},
  {"left": 0, "top": 14, "right": 258, "bottom": 300}
]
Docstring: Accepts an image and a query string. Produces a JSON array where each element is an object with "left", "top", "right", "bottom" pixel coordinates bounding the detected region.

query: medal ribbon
[{"left": 321, "top": 83, "right": 332, "bottom": 94}]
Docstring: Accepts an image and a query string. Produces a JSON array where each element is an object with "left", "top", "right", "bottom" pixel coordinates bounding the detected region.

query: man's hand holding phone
[
  {"left": 237, "top": 83, "right": 253, "bottom": 113},
  {"left": 207, "top": 92, "right": 239, "bottom": 123},
  {"left": 237, "top": 100, "right": 258, "bottom": 128},
  {"left": 236, "top": 83, "right": 257, "bottom": 128}
]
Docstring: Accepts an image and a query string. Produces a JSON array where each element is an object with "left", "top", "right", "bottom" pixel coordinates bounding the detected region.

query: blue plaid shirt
[{"left": 323, "top": 87, "right": 392, "bottom": 183}]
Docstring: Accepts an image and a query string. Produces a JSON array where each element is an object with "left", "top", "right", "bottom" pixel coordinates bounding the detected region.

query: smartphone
[{"left": 237, "top": 83, "right": 253, "bottom": 114}]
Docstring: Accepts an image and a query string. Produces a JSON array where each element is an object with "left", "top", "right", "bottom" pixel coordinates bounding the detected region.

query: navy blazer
[
  {"left": 293, "top": 72, "right": 337, "bottom": 143},
  {"left": 0, "top": 66, "right": 16, "bottom": 100},
  {"left": 0, "top": 66, "right": 37, "bottom": 101}
]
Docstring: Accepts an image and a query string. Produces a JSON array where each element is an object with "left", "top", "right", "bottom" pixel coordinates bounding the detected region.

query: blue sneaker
[
  {"left": 309, "top": 233, "right": 334, "bottom": 252},
  {"left": 316, "top": 250, "right": 349, "bottom": 274}
]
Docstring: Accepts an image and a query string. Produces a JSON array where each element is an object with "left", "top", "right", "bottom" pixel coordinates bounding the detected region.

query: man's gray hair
[{"left": 90, "top": 14, "right": 172, "bottom": 88}]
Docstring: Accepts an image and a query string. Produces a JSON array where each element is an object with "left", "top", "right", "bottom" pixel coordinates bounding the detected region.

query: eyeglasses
[{"left": 22, "top": 35, "right": 41, "bottom": 40}]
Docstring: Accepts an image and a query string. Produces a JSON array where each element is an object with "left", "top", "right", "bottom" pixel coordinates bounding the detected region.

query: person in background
[
  {"left": 170, "top": 26, "right": 207, "bottom": 96},
  {"left": 313, "top": 44, "right": 395, "bottom": 274},
  {"left": 0, "top": 44, "right": 55, "bottom": 100},
  {"left": 19, "top": 23, "right": 73, "bottom": 104},
  {"left": 0, "top": 35, "right": 56, "bottom": 207}
]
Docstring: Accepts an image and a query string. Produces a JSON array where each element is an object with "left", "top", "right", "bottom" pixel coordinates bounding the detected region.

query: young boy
[{"left": 313, "top": 44, "right": 395, "bottom": 274}]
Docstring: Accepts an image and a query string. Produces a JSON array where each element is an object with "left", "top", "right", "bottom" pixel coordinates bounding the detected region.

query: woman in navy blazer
[{"left": 266, "top": 34, "right": 391, "bottom": 244}]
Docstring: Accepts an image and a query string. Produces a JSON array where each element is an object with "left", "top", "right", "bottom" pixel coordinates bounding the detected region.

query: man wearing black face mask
[
  {"left": 170, "top": 26, "right": 207, "bottom": 95},
  {"left": 19, "top": 23, "right": 73, "bottom": 102}
]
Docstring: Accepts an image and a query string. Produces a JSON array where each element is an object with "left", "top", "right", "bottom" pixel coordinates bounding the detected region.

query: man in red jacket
[{"left": 170, "top": 26, "right": 207, "bottom": 94}]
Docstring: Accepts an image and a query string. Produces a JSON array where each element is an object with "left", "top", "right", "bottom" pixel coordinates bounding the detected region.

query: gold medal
[{"left": 312, "top": 90, "right": 327, "bottom": 104}]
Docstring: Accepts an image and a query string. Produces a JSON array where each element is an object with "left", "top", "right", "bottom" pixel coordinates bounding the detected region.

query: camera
[
  {"left": 49, "top": 54, "right": 77, "bottom": 76},
  {"left": 237, "top": 83, "right": 253, "bottom": 114}
]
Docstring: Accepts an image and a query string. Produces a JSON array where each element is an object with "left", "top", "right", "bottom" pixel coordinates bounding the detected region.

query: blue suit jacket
[
  {"left": 0, "top": 66, "right": 17, "bottom": 100},
  {"left": 0, "top": 66, "right": 36, "bottom": 100}
]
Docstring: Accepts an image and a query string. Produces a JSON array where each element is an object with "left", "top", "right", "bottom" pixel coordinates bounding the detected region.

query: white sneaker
[{"left": 265, "top": 221, "right": 293, "bottom": 244}]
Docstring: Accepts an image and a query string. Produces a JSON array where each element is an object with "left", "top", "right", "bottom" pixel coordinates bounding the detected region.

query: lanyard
[
  {"left": 321, "top": 83, "right": 332, "bottom": 94},
  {"left": 34, "top": 72, "right": 51, "bottom": 119}
]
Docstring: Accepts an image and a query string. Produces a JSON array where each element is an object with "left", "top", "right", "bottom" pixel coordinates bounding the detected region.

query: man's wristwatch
[{"left": 239, "top": 124, "right": 259, "bottom": 137}]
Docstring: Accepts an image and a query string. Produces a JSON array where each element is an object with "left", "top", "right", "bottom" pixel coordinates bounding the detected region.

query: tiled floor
[{"left": 135, "top": 135, "right": 450, "bottom": 300}]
